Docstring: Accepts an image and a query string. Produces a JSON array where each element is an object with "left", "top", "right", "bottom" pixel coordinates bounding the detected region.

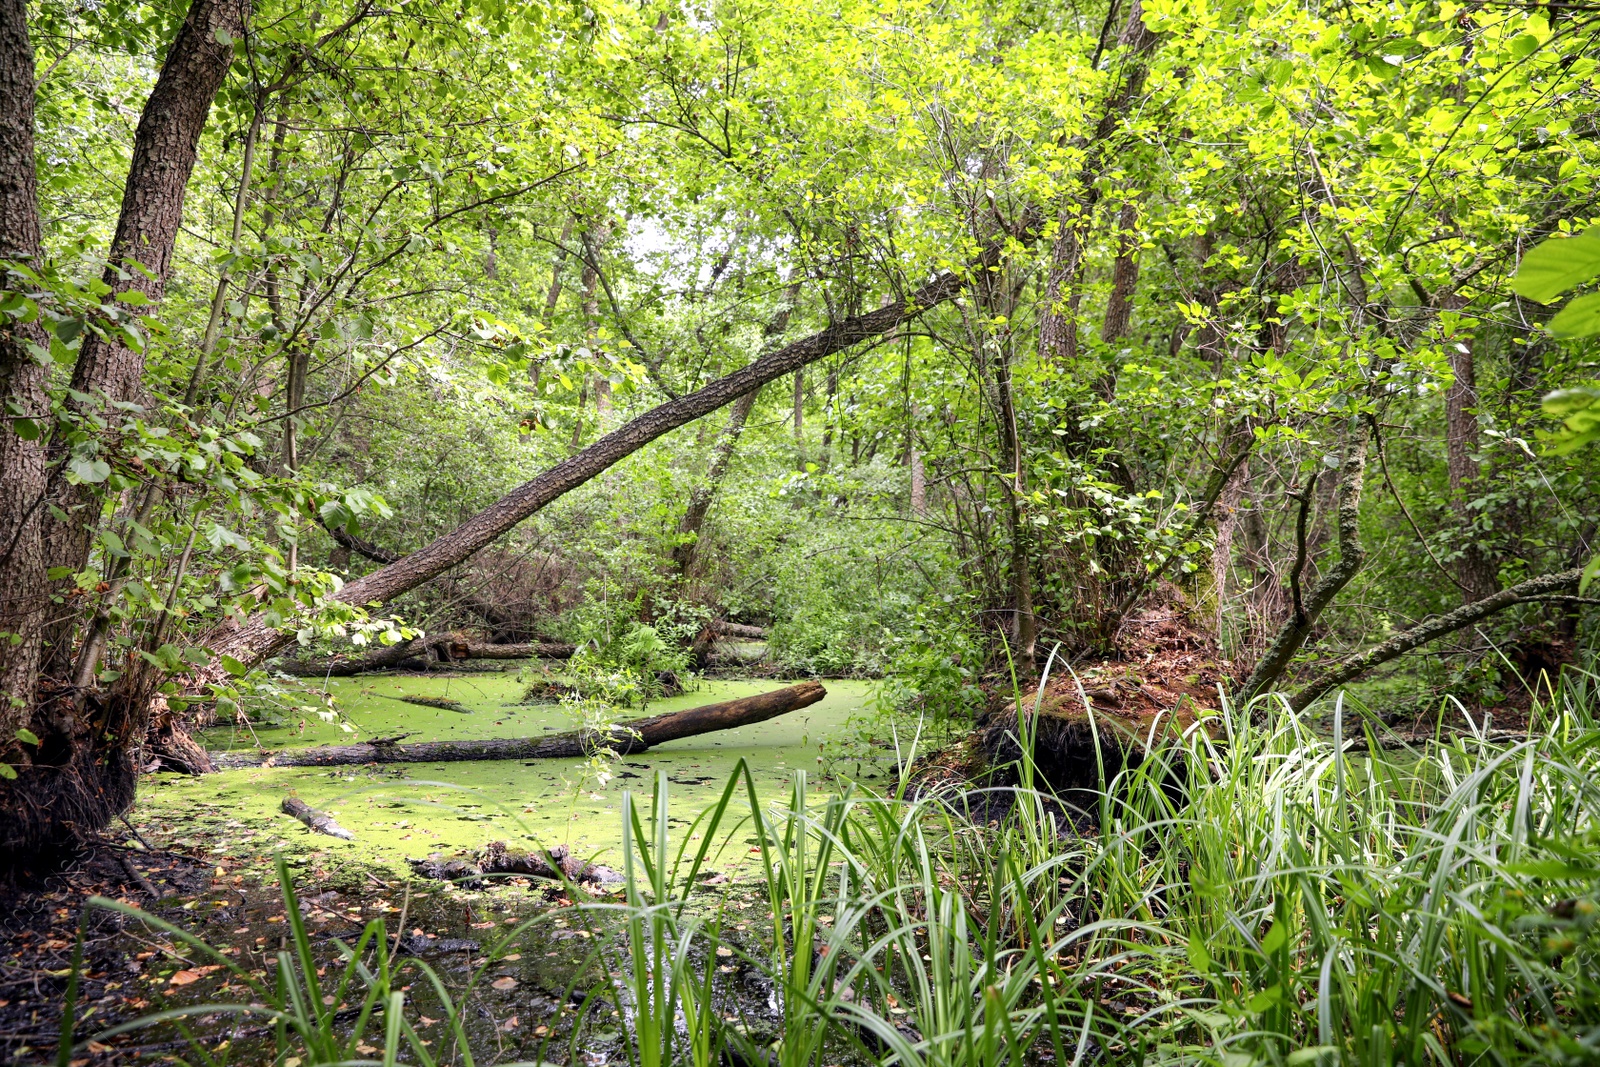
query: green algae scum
[{"left": 137, "top": 677, "right": 886, "bottom": 875}]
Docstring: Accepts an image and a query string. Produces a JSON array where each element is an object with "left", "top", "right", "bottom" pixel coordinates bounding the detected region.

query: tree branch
[{"left": 1286, "top": 567, "right": 1586, "bottom": 712}]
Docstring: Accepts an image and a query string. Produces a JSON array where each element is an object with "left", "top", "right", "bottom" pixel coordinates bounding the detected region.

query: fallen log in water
[
  {"left": 209, "top": 681, "right": 826, "bottom": 769},
  {"left": 274, "top": 635, "right": 575, "bottom": 677},
  {"left": 281, "top": 796, "right": 355, "bottom": 839},
  {"left": 410, "top": 841, "right": 622, "bottom": 886}
]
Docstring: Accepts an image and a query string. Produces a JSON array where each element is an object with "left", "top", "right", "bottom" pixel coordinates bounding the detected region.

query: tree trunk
[
  {"left": 673, "top": 282, "right": 800, "bottom": 578},
  {"left": 1095, "top": 199, "right": 1141, "bottom": 399},
  {"left": 1237, "top": 427, "right": 1368, "bottom": 702},
  {"left": 202, "top": 256, "right": 999, "bottom": 671},
  {"left": 210, "top": 682, "right": 826, "bottom": 768},
  {"left": 1287, "top": 567, "right": 1584, "bottom": 713},
  {"left": 793, "top": 366, "right": 806, "bottom": 469},
  {"left": 0, "top": 0, "right": 50, "bottom": 731},
  {"left": 673, "top": 386, "right": 762, "bottom": 577},
  {"left": 1442, "top": 297, "right": 1497, "bottom": 602},
  {"left": 273, "top": 636, "right": 575, "bottom": 677},
  {"left": 281, "top": 796, "right": 355, "bottom": 839},
  {"left": 39, "top": 0, "right": 249, "bottom": 676},
  {"left": 1036, "top": 2, "right": 1159, "bottom": 368}
]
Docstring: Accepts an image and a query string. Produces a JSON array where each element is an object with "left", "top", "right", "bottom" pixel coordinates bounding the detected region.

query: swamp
[{"left": 2, "top": 0, "right": 1600, "bottom": 1063}]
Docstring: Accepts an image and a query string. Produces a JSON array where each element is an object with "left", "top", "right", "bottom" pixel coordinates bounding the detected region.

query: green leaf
[
  {"left": 1187, "top": 936, "right": 1212, "bottom": 972},
  {"left": 1260, "top": 921, "right": 1288, "bottom": 954},
  {"left": 1246, "top": 983, "right": 1284, "bottom": 1012},
  {"left": 1542, "top": 386, "right": 1600, "bottom": 419},
  {"left": 1582, "top": 553, "right": 1600, "bottom": 596},
  {"left": 1509, "top": 33, "right": 1540, "bottom": 58},
  {"left": 220, "top": 654, "right": 248, "bottom": 677},
  {"left": 0, "top": 763, "right": 14, "bottom": 779},
  {"left": 1288, "top": 1048, "right": 1338, "bottom": 1066},
  {"left": 15, "top": 728, "right": 39, "bottom": 745},
  {"left": 69, "top": 457, "right": 111, "bottom": 483},
  {"left": 1512, "top": 229, "right": 1600, "bottom": 303},
  {"left": 1549, "top": 292, "right": 1600, "bottom": 338}
]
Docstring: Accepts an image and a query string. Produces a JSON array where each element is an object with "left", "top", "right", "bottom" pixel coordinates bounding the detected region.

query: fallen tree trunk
[
  {"left": 715, "top": 621, "right": 769, "bottom": 640},
  {"left": 1286, "top": 566, "right": 1585, "bottom": 713},
  {"left": 410, "top": 841, "right": 622, "bottom": 886},
  {"left": 210, "top": 682, "right": 826, "bottom": 769},
  {"left": 281, "top": 796, "right": 355, "bottom": 839},
  {"left": 273, "top": 635, "right": 574, "bottom": 676},
  {"left": 201, "top": 242, "right": 1010, "bottom": 672}
]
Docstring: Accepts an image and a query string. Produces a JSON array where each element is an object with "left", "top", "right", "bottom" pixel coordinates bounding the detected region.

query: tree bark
[
  {"left": 203, "top": 255, "right": 1000, "bottom": 670},
  {"left": 1236, "top": 426, "right": 1368, "bottom": 702},
  {"left": 1094, "top": 199, "right": 1141, "bottom": 399},
  {"left": 40, "top": 0, "right": 249, "bottom": 675},
  {"left": 0, "top": 0, "right": 50, "bottom": 730},
  {"left": 210, "top": 682, "right": 826, "bottom": 768},
  {"left": 1286, "top": 567, "right": 1584, "bottom": 712}
]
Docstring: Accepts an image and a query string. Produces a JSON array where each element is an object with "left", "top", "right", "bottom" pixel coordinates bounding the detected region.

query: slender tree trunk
[
  {"left": 792, "top": 366, "right": 805, "bottom": 469},
  {"left": 673, "top": 385, "right": 762, "bottom": 578},
  {"left": 1287, "top": 566, "right": 1584, "bottom": 713},
  {"left": 1095, "top": 199, "right": 1141, "bottom": 399},
  {"left": 1237, "top": 426, "right": 1368, "bottom": 702},
  {"left": 531, "top": 217, "right": 573, "bottom": 391},
  {"left": 672, "top": 283, "right": 800, "bottom": 578},
  {"left": 0, "top": 0, "right": 50, "bottom": 730},
  {"left": 1037, "top": 2, "right": 1159, "bottom": 368},
  {"left": 39, "top": 0, "right": 249, "bottom": 677},
  {"left": 1441, "top": 295, "right": 1496, "bottom": 601}
]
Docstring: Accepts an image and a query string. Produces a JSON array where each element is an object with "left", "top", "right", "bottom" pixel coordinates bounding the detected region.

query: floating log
[
  {"left": 274, "top": 635, "right": 575, "bottom": 677},
  {"left": 281, "top": 796, "right": 355, "bottom": 839},
  {"left": 211, "top": 682, "right": 827, "bottom": 769},
  {"left": 715, "top": 621, "right": 768, "bottom": 640},
  {"left": 410, "top": 841, "right": 622, "bottom": 887},
  {"left": 386, "top": 695, "right": 471, "bottom": 713}
]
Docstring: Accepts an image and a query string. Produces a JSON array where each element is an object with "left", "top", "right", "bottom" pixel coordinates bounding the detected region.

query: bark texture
[
  {"left": 210, "top": 682, "right": 826, "bottom": 768},
  {"left": 0, "top": 0, "right": 49, "bottom": 728},
  {"left": 1037, "top": 2, "right": 1160, "bottom": 366},
  {"left": 673, "top": 385, "right": 762, "bottom": 577},
  {"left": 41, "top": 0, "right": 249, "bottom": 673},
  {"left": 1441, "top": 298, "right": 1497, "bottom": 602},
  {"left": 273, "top": 635, "right": 575, "bottom": 677}
]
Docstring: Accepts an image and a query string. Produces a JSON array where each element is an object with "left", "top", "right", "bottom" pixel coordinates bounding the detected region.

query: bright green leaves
[
  {"left": 1541, "top": 386, "right": 1600, "bottom": 456},
  {"left": 1551, "top": 294, "right": 1600, "bottom": 339},
  {"left": 1512, "top": 226, "right": 1600, "bottom": 309}
]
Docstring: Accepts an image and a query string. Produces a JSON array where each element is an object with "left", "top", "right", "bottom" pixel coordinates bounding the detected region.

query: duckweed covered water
[{"left": 134, "top": 676, "right": 887, "bottom": 875}]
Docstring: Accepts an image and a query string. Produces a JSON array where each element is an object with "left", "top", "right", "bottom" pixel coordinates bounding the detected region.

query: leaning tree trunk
[
  {"left": 674, "top": 385, "right": 762, "bottom": 579},
  {"left": 39, "top": 0, "right": 249, "bottom": 677},
  {"left": 0, "top": 0, "right": 49, "bottom": 731},
  {"left": 1286, "top": 567, "right": 1585, "bottom": 713},
  {"left": 1236, "top": 426, "right": 1368, "bottom": 703},
  {"left": 201, "top": 250, "right": 1009, "bottom": 673},
  {"left": 210, "top": 682, "right": 826, "bottom": 768}
]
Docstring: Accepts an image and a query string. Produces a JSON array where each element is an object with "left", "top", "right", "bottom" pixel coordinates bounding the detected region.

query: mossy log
[
  {"left": 274, "top": 634, "right": 575, "bottom": 677},
  {"left": 410, "top": 841, "right": 622, "bottom": 886},
  {"left": 210, "top": 682, "right": 826, "bottom": 769}
]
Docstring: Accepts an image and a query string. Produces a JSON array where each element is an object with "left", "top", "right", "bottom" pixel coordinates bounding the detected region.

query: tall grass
[{"left": 68, "top": 670, "right": 1600, "bottom": 1065}]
